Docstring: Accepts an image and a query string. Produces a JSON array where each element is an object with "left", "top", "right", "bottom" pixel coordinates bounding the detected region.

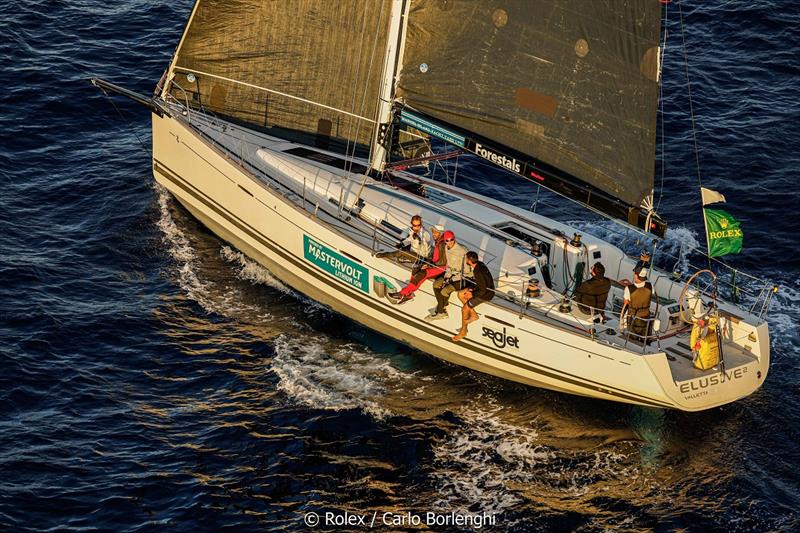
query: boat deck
[
  {"left": 182, "top": 109, "right": 763, "bottom": 372},
  {"left": 661, "top": 336, "right": 757, "bottom": 383}
]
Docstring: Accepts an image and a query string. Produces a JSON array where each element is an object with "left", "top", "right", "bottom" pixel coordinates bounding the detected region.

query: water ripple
[{"left": 1, "top": 0, "right": 798, "bottom": 530}]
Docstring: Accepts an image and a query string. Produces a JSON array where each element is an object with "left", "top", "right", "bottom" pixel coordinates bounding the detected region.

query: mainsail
[
  {"left": 396, "top": 0, "right": 664, "bottom": 235},
  {"left": 165, "top": 0, "right": 393, "bottom": 156}
]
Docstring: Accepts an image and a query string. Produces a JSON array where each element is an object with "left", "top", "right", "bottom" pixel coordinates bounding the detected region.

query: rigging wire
[
  {"left": 338, "top": 1, "right": 375, "bottom": 217},
  {"left": 656, "top": 0, "right": 669, "bottom": 211},
  {"left": 677, "top": 0, "right": 710, "bottom": 268},
  {"left": 98, "top": 87, "right": 151, "bottom": 158},
  {"left": 345, "top": 1, "right": 384, "bottom": 175},
  {"left": 451, "top": 151, "right": 459, "bottom": 186},
  {"left": 172, "top": 68, "right": 375, "bottom": 124},
  {"left": 529, "top": 184, "right": 541, "bottom": 213},
  {"left": 677, "top": 1, "right": 704, "bottom": 190}
]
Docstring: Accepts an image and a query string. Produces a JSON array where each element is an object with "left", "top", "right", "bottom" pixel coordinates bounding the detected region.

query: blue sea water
[{"left": 1, "top": 1, "right": 799, "bottom": 531}]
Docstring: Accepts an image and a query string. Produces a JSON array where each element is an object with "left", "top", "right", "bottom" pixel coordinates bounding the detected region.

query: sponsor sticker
[
  {"left": 481, "top": 326, "right": 520, "bottom": 350},
  {"left": 399, "top": 111, "right": 466, "bottom": 147},
  {"left": 303, "top": 235, "right": 368, "bottom": 293},
  {"left": 473, "top": 142, "right": 522, "bottom": 173}
]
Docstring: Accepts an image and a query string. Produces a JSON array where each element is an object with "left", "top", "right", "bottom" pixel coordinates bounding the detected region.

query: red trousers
[{"left": 400, "top": 266, "right": 445, "bottom": 297}]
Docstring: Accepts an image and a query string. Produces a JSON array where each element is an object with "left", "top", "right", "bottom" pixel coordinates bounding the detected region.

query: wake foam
[
  {"left": 220, "top": 246, "right": 330, "bottom": 318},
  {"left": 155, "top": 185, "right": 270, "bottom": 318},
  {"left": 271, "top": 335, "right": 406, "bottom": 420},
  {"left": 569, "top": 219, "right": 701, "bottom": 276},
  {"left": 219, "top": 246, "right": 291, "bottom": 294},
  {"left": 155, "top": 185, "right": 218, "bottom": 312},
  {"left": 430, "top": 402, "right": 639, "bottom": 516},
  {"left": 219, "top": 245, "right": 327, "bottom": 316},
  {"left": 658, "top": 225, "right": 702, "bottom": 274},
  {"left": 431, "top": 404, "right": 550, "bottom": 514}
]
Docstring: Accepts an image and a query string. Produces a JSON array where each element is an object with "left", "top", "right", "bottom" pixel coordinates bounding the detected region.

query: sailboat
[{"left": 93, "top": 0, "right": 777, "bottom": 411}]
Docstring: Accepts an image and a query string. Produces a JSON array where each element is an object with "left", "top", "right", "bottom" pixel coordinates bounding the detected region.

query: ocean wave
[{"left": 763, "top": 278, "right": 800, "bottom": 358}]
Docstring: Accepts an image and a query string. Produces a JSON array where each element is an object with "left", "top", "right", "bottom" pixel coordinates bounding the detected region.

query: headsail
[
  {"left": 164, "top": 0, "right": 393, "bottom": 156},
  {"left": 396, "top": 0, "right": 664, "bottom": 235}
]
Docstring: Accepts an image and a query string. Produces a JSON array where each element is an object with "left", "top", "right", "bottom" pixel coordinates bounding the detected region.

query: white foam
[
  {"left": 658, "top": 225, "right": 701, "bottom": 274},
  {"left": 430, "top": 404, "right": 549, "bottom": 514},
  {"left": 156, "top": 184, "right": 197, "bottom": 265},
  {"left": 218, "top": 245, "right": 330, "bottom": 316},
  {"left": 219, "top": 246, "right": 291, "bottom": 294},
  {"left": 271, "top": 335, "right": 406, "bottom": 420},
  {"left": 569, "top": 219, "right": 702, "bottom": 276},
  {"left": 155, "top": 185, "right": 218, "bottom": 312},
  {"left": 154, "top": 185, "right": 268, "bottom": 318},
  {"left": 430, "top": 402, "right": 640, "bottom": 516}
]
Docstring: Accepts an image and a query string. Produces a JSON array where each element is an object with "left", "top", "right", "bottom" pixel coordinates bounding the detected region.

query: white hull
[{"left": 151, "top": 111, "right": 770, "bottom": 411}]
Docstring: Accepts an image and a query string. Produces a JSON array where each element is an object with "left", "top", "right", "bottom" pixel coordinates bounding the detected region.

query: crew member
[
  {"left": 428, "top": 233, "right": 471, "bottom": 320},
  {"left": 622, "top": 265, "right": 653, "bottom": 342},
  {"left": 378, "top": 214, "right": 431, "bottom": 264},
  {"left": 430, "top": 224, "right": 445, "bottom": 244},
  {"left": 574, "top": 262, "right": 611, "bottom": 319},
  {"left": 389, "top": 230, "right": 451, "bottom": 304},
  {"left": 453, "top": 251, "right": 494, "bottom": 342},
  {"left": 635, "top": 250, "right": 651, "bottom": 273}
]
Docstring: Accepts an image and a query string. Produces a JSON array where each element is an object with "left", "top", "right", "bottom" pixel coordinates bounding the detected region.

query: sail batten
[
  {"left": 397, "top": 0, "right": 662, "bottom": 209},
  {"left": 172, "top": 67, "right": 376, "bottom": 123}
]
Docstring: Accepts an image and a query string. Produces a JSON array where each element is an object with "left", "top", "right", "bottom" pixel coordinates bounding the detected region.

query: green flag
[{"left": 704, "top": 208, "right": 743, "bottom": 257}]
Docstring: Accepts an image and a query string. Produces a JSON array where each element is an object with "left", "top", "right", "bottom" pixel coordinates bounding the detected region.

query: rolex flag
[{"left": 704, "top": 208, "right": 743, "bottom": 257}]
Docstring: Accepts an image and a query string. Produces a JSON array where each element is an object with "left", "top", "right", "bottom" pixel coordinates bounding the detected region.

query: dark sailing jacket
[
  {"left": 575, "top": 276, "right": 611, "bottom": 314},
  {"left": 471, "top": 261, "right": 494, "bottom": 301}
]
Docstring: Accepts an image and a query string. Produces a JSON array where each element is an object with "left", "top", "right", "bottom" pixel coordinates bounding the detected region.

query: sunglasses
[
  {"left": 445, "top": 238, "right": 454, "bottom": 242},
  {"left": 411, "top": 223, "right": 422, "bottom": 228}
]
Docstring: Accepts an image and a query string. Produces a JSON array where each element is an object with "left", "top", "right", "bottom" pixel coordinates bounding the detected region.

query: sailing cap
[
  {"left": 443, "top": 230, "right": 455, "bottom": 241},
  {"left": 433, "top": 224, "right": 445, "bottom": 232}
]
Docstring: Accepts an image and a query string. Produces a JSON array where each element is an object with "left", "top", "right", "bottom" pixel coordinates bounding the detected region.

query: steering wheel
[{"left": 679, "top": 269, "right": 716, "bottom": 323}]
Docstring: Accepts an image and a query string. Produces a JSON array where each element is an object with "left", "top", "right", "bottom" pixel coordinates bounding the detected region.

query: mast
[{"left": 369, "top": 0, "right": 410, "bottom": 173}]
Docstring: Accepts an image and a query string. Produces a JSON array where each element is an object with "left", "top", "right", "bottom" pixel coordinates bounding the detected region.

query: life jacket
[
  {"left": 627, "top": 282, "right": 653, "bottom": 340},
  {"left": 628, "top": 282, "right": 652, "bottom": 319}
]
